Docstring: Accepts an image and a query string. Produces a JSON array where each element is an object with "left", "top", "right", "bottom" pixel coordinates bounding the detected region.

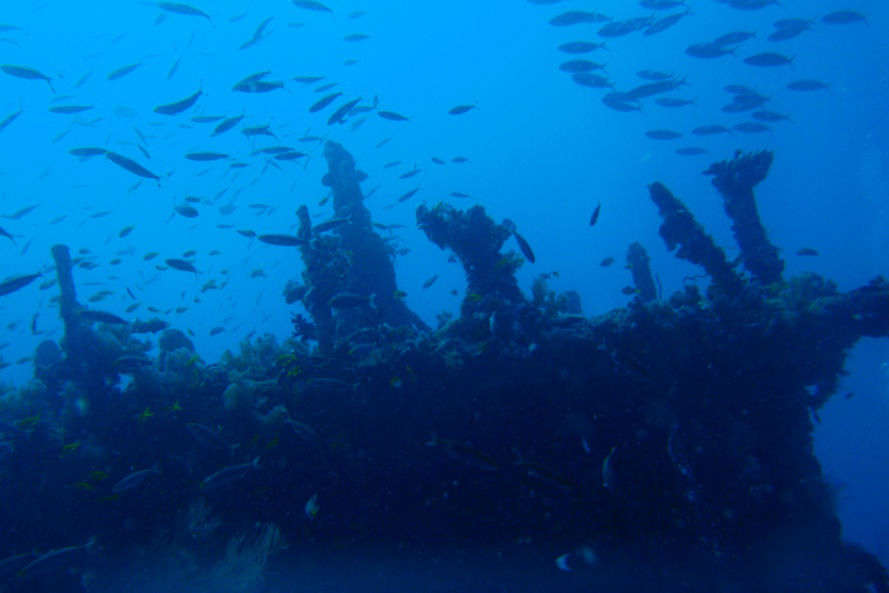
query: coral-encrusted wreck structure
[{"left": 1, "top": 144, "right": 888, "bottom": 592}]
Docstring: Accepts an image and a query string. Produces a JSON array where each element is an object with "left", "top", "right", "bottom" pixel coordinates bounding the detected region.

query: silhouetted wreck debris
[
  {"left": 705, "top": 150, "right": 784, "bottom": 285},
  {"left": 649, "top": 181, "right": 744, "bottom": 296},
  {"left": 626, "top": 242, "right": 657, "bottom": 302},
  {"left": 2, "top": 146, "right": 888, "bottom": 592},
  {"left": 291, "top": 141, "right": 427, "bottom": 353}
]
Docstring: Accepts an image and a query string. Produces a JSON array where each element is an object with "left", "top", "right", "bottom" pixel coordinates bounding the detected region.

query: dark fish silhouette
[
  {"left": 309, "top": 92, "right": 342, "bottom": 112},
  {"left": 175, "top": 205, "right": 199, "bottom": 218},
  {"left": 378, "top": 110, "right": 409, "bottom": 121},
  {"left": 328, "top": 97, "right": 362, "bottom": 125},
  {"left": 0, "top": 108, "right": 22, "bottom": 132},
  {"left": 165, "top": 258, "right": 198, "bottom": 273},
  {"left": 106, "top": 152, "right": 160, "bottom": 180},
  {"left": 558, "top": 41, "right": 606, "bottom": 54},
  {"left": 550, "top": 11, "right": 610, "bottom": 26},
  {"left": 107, "top": 62, "right": 141, "bottom": 80},
  {"left": 744, "top": 52, "right": 792, "bottom": 67},
  {"left": 156, "top": 2, "right": 210, "bottom": 20},
  {"left": 49, "top": 105, "right": 93, "bottom": 114},
  {"left": 1, "top": 64, "right": 54, "bottom": 92},
  {"left": 212, "top": 114, "right": 244, "bottom": 135},
  {"left": 69, "top": 147, "right": 106, "bottom": 157},
  {"left": 154, "top": 89, "right": 202, "bottom": 115},
  {"left": 186, "top": 152, "right": 228, "bottom": 161},
  {"left": 258, "top": 234, "right": 305, "bottom": 246},
  {"left": 292, "top": 0, "right": 332, "bottom": 12},
  {"left": 448, "top": 104, "right": 475, "bottom": 115},
  {"left": 0, "top": 273, "right": 41, "bottom": 297},
  {"left": 590, "top": 203, "right": 601, "bottom": 226}
]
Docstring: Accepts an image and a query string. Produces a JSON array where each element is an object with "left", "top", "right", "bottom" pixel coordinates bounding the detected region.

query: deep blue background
[{"left": 0, "top": 0, "right": 886, "bottom": 565}]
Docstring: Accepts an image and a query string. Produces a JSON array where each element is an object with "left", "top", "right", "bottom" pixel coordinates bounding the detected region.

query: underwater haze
[{"left": 0, "top": 0, "right": 888, "bottom": 591}]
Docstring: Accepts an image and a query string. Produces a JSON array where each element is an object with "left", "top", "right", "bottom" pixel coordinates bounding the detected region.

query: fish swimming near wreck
[
  {"left": 0, "top": 273, "right": 41, "bottom": 297},
  {"left": 201, "top": 457, "right": 260, "bottom": 490}
]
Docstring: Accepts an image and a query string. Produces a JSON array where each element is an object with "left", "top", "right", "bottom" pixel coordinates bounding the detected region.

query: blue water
[{"left": 0, "top": 0, "right": 887, "bottom": 589}]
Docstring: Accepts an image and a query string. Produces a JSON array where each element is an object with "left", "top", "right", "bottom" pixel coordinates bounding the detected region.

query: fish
[
  {"left": 590, "top": 203, "right": 601, "bottom": 226},
  {"left": 19, "top": 538, "right": 94, "bottom": 578},
  {"left": 201, "top": 457, "right": 260, "bottom": 490},
  {"left": 572, "top": 72, "right": 612, "bottom": 88},
  {"left": 328, "top": 97, "right": 363, "bottom": 125},
  {"left": 175, "top": 205, "right": 199, "bottom": 217},
  {"left": 344, "top": 33, "right": 370, "bottom": 42},
  {"left": 274, "top": 151, "right": 306, "bottom": 161},
  {"left": 79, "top": 310, "right": 128, "bottom": 325},
  {"left": 796, "top": 247, "right": 819, "bottom": 256},
  {"left": 752, "top": 110, "right": 790, "bottom": 122},
  {"left": 3, "top": 205, "right": 38, "bottom": 219},
  {"left": 600, "top": 257, "right": 615, "bottom": 267},
  {"left": 1, "top": 64, "right": 54, "bottom": 91},
  {"left": 644, "top": 11, "right": 688, "bottom": 35},
  {"left": 293, "top": 75, "right": 324, "bottom": 83},
  {"left": 602, "top": 446, "right": 617, "bottom": 491},
  {"left": 675, "top": 146, "right": 708, "bottom": 156},
  {"left": 744, "top": 52, "right": 792, "bottom": 67},
  {"left": 550, "top": 11, "right": 610, "bottom": 26},
  {"left": 513, "top": 232, "right": 535, "bottom": 263},
  {"left": 69, "top": 147, "right": 106, "bottom": 157},
  {"left": 156, "top": 2, "right": 211, "bottom": 19},
  {"left": 557, "top": 41, "right": 606, "bottom": 54},
  {"left": 165, "top": 258, "right": 198, "bottom": 273},
  {"left": 305, "top": 493, "right": 321, "bottom": 519},
  {"left": 212, "top": 114, "right": 244, "bottom": 135},
  {"left": 0, "top": 108, "right": 22, "bottom": 132},
  {"left": 0, "top": 273, "right": 41, "bottom": 297},
  {"left": 309, "top": 92, "right": 343, "bottom": 112},
  {"left": 821, "top": 11, "right": 866, "bottom": 24},
  {"left": 598, "top": 17, "right": 653, "bottom": 38},
  {"left": 154, "top": 89, "right": 202, "bottom": 115},
  {"left": 787, "top": 79, "right": 829, "bottom": 92},
  {"left": 292, "top": 0, "right": 332, "bottom": 12},
  {"left": 400, "top": 168, "right": 421, "bottom": 179},
  {"left": 167, "top": 57, "right": 181, "bottom": 79},
  {"left": 186, "top": 152, "right": 229, "bottom": 161},
  {"left": 714, "top": 31, "right": 756, "bottom": 45},
  {"left": 625, "top": 79, "right": 685, "bottom": 100},
  {"left": 645, "top": 129, "right": 682, "bottom": 140},
  {"left": 637, "top": 70, "right": 676, "bottom": 81},
  {"left": 398, "top": 188, "right": 420, "bottom": 202},
  {"left": 112, "top": 467, "right": 160, "bottom": 493},
  {"left": 209, "top": 326, "right": 224, "bottom": 336},
  {"left": 685, "top": 42, "right": 734, "bottom": 59},
  {"left": 258, "top": 234, "right": 305, "bottom": 246},
  {"left": 240, "top": 16, "right": 273, "bottom": 50},
  {"left": 49, "top": 105, "right": 93, "bottom": 114},
  {"left": 378, "top": 110, "right": 409, "bottom": 121},
  {"left": 448, "top": 104, "right": 475, "bottom": 115},
  {"left": 559, "top": 59, "right": 605, "bottom": 73},
  {"left": 107, "top": 62, "right": 141, "bottom": 80},
  {"left": 242, "top": 125, "right": 275, "bottom": 137},
  {"left": 422, "top": 275, "right": 438, "bottom": 289},
  {"left": 106, "top": 152, "right": 160, "bottom": 180},
  {"left": 314, "top": 218, "right": 351, "bottom": 233},
  {"left": 0, "top": 226, "right": 14, "bottom": 243}
]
